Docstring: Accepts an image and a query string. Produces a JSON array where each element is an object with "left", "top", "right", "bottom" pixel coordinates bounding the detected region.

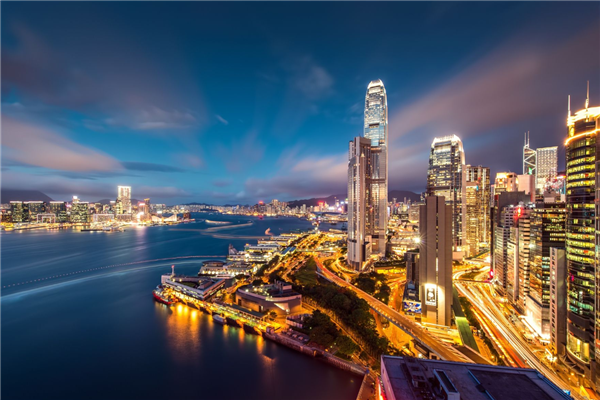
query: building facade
[
  {"left": 526, "top": 201, "right": 566, "bottom": 338},
  {"left": 347, "top": 137, "right": 372, "bottom": 270},
  {"left": 426, "top": 135, "right": 466, "bottom": 257},
  {"left": 10, "top": 201, "right": 28, "bottom": 223},
  {"left": 564, "top": 101, "right": 600, "bottom": 379},
  {"left": 363, "top": 79, "right": 388, "bottom": 255},
  {"left": 550, "top": 247, "right": 567, "bottom": 358},
  {"left": 70, "top": 202, "right": 90, "bottom": 223},
  {"left": 494, "top": 172, "right": 518, "bottom": 196},
  {"left": 537, "top": 146, "right": 558, "bottom": 193},
  {"left": 117, "top": 186, "right": 132, "bottom": 214},
  {"left": 418, "top": 195, "right": 452, "bottom": 326},
  {"left": 464, "top": 165, "right": 491, "bottom": 257}
]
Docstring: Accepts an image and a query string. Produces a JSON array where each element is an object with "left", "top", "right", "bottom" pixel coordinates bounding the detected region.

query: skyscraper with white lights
[
  {"left": 117, "top": 186, "right": 132, "bottom": 214},
  {"left": 426, "top": 135, "right": 466, "bottom": 257},
  {"left": 347, "top": 137, "right": 372, "bottom": 270},
  {"left": 363, "top": 80, "right": 388, "bottom": 256}
]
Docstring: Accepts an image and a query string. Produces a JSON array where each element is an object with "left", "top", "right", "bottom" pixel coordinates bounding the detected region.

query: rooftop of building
[
  {"left": 166, "top": 274, "right": 224, "bottom": 291},
  {"left": 238, "top": 280, "right": 299, "bottom": 299},
  {"left": 381, "top": 356, "right": 570, "bottom": 400}
]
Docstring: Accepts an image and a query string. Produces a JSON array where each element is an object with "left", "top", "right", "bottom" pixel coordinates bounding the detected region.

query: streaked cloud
[{"left": 2, "top": 115, "right": 122, "bottom": 172}]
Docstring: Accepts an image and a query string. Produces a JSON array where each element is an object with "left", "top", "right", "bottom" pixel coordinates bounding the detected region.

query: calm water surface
[{"left": 1, "top": 214, "right": 360, "bottom": 400}]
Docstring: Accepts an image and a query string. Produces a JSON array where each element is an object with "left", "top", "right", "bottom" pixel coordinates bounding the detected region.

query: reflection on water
[
  {"left": 3, "top": 214, "right": 362, "bottom": 400},
  {"left": 162, "top": 303, "right": 204, "bottom": 362}
]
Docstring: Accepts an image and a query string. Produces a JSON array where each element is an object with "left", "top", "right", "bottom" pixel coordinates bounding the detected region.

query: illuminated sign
[
  {"left": 425, "top": 284, "right": 437, "bottom": 306},
  {"left": 403, "top": 301, "right": 422, "bottom": 314}
]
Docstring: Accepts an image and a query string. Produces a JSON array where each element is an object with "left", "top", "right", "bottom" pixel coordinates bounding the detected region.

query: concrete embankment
[{"left": 263, "top": 331, "right": 368, "bottom": 376}]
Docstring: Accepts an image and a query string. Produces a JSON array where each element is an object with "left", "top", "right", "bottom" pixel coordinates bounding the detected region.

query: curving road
[
  {"left": 454, "top": 273, "right": 582, "bottom": 400},
  {"left": 316, "top": 259, "right": 467, "bottom": 362}
]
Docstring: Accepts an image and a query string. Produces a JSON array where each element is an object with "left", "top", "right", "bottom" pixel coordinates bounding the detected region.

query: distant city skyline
[{"left": 2, "top": 2, "right": 599, "bottom": 204}]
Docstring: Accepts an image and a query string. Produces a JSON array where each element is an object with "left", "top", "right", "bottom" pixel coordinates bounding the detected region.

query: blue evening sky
[{"left": 2, "top": 2, "right": 598, "bottom": 204}]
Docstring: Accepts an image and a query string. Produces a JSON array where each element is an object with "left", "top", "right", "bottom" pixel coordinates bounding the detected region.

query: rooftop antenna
[
  {"left": 568, "top": 95, "right": 571, "bottom": 118},
  {"left": 586, "top": 80, "right": 590, "bottom": 110}
]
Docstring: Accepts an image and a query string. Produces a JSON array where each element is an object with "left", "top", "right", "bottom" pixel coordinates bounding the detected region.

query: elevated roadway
[{"left": 315, "top": 259, "right": 469, "bottom": 363}]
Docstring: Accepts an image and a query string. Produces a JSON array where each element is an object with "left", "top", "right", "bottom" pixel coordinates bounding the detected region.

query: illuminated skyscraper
[
  {"left": 48, "top": 201, "right": 68, "bottom": 223},
  {"left": 527, "top": 200, "right": 566, "bottom": 338},
  {"left": 564, "top": 91, "right": 600, "bottom": 377},
  {"left": 363, "top": 80, "right": 388, "bottom": 255},
  {"left": 426, "top": 135, "right": 466, "bottom": 256},
  {"left": 347, "top": 137, "right": 372, "bottom": 270},
  {"left": 494, "top": 172, "right": 518, "bottom": 196},
  {"left": 536, "top": 146, "right": 558, "bottom": 192},
  {"left": 464, "top": 165, "right": 491, "bottom": 257},
  {"left": 10, "top": 201, "right": 28, "bottom": 223},
  {"left": 523, "top": 131, "right": 536, "bottom": 175},
  {"left": 117, "top": 186, "right": 132, "bottom": 214}
]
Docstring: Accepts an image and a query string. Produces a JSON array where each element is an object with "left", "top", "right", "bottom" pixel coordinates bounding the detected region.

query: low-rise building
[
  {"left": 162, "top": 274, "right": 225, "bottom": 301},
  {"left": 236, "top": 280, "right": 302, "bottom": 315},
  {"left": 380, "top": 356, "right": 570, "bottom": 400},
  {"left": 198, "top": 260, "right": 255, "bottom": 278}
]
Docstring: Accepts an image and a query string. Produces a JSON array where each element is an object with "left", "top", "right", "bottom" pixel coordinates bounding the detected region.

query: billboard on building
[
  {"left": 425, "top": 284, "right": 437, "bottom": 306},
  {"left": 403, "top": 300, "right": 422, "bottom": 314}
]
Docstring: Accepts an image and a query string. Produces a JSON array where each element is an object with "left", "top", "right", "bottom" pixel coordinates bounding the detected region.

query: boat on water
[
  {"left": 226, "top": 316, "right": 241, "bottom": 327},
  {"left": 213, "top": 314, "right": 226, "bottom": 324},
  {"left": 243, "top": 324, "right": 260, "bottom": 335},
  {"left": 152, "top": 285, "right": 178, "bottom": 306}
]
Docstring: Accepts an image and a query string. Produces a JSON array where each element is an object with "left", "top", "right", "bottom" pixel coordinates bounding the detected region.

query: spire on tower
[
  {"left": 586, "top": 80, "right": 590, "bottom": 110},
  {"left": 568, "top": 95, "right": 571, "bottom": 118}
]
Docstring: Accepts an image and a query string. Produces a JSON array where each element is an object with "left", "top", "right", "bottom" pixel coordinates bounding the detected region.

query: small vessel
[
  {"left": 153, "top": 285, "right": 177, "bottom": 305},
  {"left": 258, "top": 215, "right": 264, "bottom": 220},
  {"left": 243, "top": 324, "right": 260, "bottom": 335},
  {"left": 213, "top": 314, "right": 226, "bottom": 324},
  {"left": 226, "top": 316, "right": 241, "bottom": 327}
]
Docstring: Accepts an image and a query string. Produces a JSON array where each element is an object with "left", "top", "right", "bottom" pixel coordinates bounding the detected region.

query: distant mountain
[
  {"left": 286, "top": 190, "right": 421, "bottom": 208},
  {"left": 388, "top": 190, "right": 422, "bottom": 203},
  {"left": 1, "top": 189, "right": 53, "bottom": 203}
]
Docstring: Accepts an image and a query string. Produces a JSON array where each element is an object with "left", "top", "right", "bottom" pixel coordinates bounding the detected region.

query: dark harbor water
[{"left": 1, "top": 214, "right": 361, "bottom": 400}]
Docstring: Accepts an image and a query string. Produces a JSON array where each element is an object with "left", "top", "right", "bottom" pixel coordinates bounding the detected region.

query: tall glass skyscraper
[
  {"left": 564, "top": 98, "right": 599, "bottom": 378},
  {"left": 347, "top": 137, "right": 372, "bottom": 270},
  {"left": 426, "top": 135, "right": 466, "bottom": 255},
  {"left": 363, "top": 80, "right": 388, "bottom": 255},
  {"left": 523, "top": 131, "right": 537, "bottom": 175},
  {"left": 536, "top": 146, "right": 558, "bottom": 192},
  {"left": 464, "top": 165, "right": 491, "bottom": 257}
]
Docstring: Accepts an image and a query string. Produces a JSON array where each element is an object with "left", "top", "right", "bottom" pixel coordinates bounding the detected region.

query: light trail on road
[
  {"left": 454, "top": 271, "right": 581, "bottom": 399},
  {"left": 316, "top": 258, "right": 467, "bottom": 362}
]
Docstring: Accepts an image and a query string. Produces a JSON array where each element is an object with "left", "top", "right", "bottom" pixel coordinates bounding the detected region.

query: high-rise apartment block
[{"left": 426, "top": 135, "right": 466, "bottom": 258}]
